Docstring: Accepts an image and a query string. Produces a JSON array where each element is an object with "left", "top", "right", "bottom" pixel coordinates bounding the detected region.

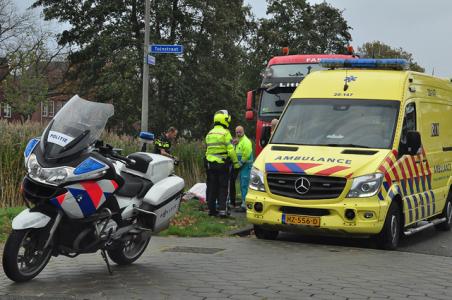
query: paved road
[
  {"left": 278, "top": 226, "right": 452, "bottom": 257},
  {"left": 1, "top": 234, "right": 452, "bottom": 299}
]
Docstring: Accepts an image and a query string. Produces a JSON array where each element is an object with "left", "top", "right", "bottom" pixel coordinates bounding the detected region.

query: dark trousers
[
  {"left": 206, "top": 161, "right": 230, "bottom": 214},
  {"left": 229, "top": 168, "right": 239, "bottom": 207}
]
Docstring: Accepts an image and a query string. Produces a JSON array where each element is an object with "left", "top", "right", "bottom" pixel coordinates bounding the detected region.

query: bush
[{"left": 0, "top": 120, "right": 205, "bottom": 207}]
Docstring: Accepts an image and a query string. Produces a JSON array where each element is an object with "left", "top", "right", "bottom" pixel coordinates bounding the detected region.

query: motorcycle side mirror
[{"left": 95, "top": 140, "right": 104, "bottom": 148}]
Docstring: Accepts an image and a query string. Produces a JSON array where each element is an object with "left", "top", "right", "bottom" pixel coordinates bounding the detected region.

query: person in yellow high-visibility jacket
[
  {"left": 234, "top": 126, "right": 253, "bottom": 211},
  {"left": 205, "top": 110, "right": 240, "bottom": 217}
]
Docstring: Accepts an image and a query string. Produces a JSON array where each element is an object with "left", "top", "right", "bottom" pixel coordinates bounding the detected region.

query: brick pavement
[{"left": 1, "top": 236, "right": 452, "bottom": 299}]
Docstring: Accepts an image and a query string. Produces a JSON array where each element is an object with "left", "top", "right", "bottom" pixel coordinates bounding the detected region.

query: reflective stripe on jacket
[{"left": 205, "top": 125, "right": 239, "bottom": 168}]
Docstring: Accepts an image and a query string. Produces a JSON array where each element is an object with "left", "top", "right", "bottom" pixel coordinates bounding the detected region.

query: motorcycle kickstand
[{"left": 101, "top": 249, "right": 113, "bottom": 275}]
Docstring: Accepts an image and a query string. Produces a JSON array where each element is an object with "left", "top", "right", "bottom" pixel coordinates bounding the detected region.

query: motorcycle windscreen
[{"left": 41, "top": 95, "right": 114, "bottom": 160}]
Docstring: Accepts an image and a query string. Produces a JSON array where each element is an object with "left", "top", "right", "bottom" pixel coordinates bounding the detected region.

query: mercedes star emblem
[{"left": 294, "top": 177, "right": 311, "bottom": 195}]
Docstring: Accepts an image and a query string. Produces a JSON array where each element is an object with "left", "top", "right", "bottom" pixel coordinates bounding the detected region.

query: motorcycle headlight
[
  {"left": 27, "top": 154, "right": 71, "bottom": 185},
  {"left": 346, "top": 173, "right": 384, "bottom": 198},
  {"left": 26, "top": 155, "right": 108, "bottom": 186},
  {"left": 27, "top": 154, "right": 41, "bottom": 177},
  {"left": 249, "top": 167, "right": 266, "bottom": 192}
]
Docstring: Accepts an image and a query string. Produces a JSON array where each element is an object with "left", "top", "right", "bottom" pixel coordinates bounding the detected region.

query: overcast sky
[
  {"left": 245, "top": 0, "right": 452, "bottom": 77},
  {"left": 16, "top": 0, "right": 452, "bottom": 77}
]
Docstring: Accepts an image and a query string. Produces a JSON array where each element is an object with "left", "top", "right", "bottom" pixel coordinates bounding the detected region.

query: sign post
[
  {"left": 141, "top": 0, "right": 151, "bottom": 132},
  {"left": 142, "top": 43, "right": 183, "bottom": 132}
]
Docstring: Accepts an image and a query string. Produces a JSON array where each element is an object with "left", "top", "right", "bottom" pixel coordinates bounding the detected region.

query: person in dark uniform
[{"left": 154, "top": 126, "right": 178, "bottom": 160}]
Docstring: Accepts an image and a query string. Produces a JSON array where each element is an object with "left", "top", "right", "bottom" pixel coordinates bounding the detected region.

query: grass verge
[
  {"left": 159, "top": 200, "right": 249, "bottom": 237},
  {"left": 0, "top": 207, "right": 25, "bottom": 242}
]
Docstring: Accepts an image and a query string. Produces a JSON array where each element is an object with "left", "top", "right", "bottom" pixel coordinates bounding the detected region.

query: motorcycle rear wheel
[
  {"left": 107, "top": 233, "right": 151, "bottom": 265},
  {"left": 2, "top": 229, "right": 52, "bottom": 282}
]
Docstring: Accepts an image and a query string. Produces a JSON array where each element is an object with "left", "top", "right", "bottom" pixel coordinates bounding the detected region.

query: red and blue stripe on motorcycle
[{"left": 50, "top": 180, "right": 119, "bottom": 218}]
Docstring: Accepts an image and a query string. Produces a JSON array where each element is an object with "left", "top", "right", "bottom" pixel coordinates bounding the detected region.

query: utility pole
[{"left": 141, "top": 0, "right": 150, "bottom": 132}]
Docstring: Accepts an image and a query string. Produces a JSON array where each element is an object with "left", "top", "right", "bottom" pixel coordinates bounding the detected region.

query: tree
[
  {"left": 32, "top": 0, "right": 253, "bottom": 137},
  {"left": 3, "top": 70, "right": 48, "bottom": 122},
  {"left": 358, "top": 41, "right": 424, "bottom": 72},
  {"left": 0, "top": 0, "right": 34, "bottom": 81},
  {"left": 0, "top": 0, "right": 67, "bottom": 121}
]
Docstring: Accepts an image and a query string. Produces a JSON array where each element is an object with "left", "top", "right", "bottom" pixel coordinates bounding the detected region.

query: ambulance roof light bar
[{"left": 320, "top": 58, "right": 409, "bottom": 70}]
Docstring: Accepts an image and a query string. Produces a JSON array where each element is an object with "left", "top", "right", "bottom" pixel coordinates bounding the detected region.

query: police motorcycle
[{"left": 2, "top": 95, "right": 185, "bottom": 282}]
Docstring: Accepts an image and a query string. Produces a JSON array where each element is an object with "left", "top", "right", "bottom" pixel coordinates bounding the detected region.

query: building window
[
  {"left": 48, "top": 101, "right": 55, "bottom": 117},
  {"left": 3, "top": 103, "right": 11, "bottom": 118},
  {"left": 56, "top": 101, "right": 66, "bottom": 113},
  {"left": 42, "top": 102, "right": 48, "bottom": 117}
]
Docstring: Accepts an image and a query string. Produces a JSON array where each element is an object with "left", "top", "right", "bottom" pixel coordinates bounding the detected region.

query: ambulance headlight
[
  {"left": 347, "top": 173, "right": 383, "bottom": 198},
  {"left": 249, "top": 167, "right": 266, "bottom": 192}
]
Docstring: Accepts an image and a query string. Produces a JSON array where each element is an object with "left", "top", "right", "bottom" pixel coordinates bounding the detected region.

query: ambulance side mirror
[{"left": 406, "top": 131, "right": 421, "bottom": 155}]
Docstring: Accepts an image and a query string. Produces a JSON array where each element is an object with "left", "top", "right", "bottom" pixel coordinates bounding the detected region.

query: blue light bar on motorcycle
[
  {"left": 320, "top": 58, "right": 409, "bottom": 70},
  {"left": 24, "top": 138, "right": 40, "bottom": 159},
  {"left": 74, "top": 157, "right": 108, "bottom": 175},
  {"left": 139, "top": 131, "right": 154, "bottom": 141}
]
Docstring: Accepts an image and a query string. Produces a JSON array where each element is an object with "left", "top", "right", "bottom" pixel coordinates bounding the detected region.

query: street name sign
[{"left": 149, "top": 44, "right": 184, "bottom": 54}]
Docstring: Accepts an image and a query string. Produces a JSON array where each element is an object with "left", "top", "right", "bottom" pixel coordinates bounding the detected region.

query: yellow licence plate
[{"left": 284, "top": 214, "right": 320, "bottom": 227}]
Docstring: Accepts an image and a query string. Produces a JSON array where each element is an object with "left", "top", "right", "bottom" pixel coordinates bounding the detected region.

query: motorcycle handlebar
[
  {"left": 110, "top": 152, "right": 135, "bottom": 166},
  {"left": 96, "top": 143, "right": 135, "bottom": 166}
]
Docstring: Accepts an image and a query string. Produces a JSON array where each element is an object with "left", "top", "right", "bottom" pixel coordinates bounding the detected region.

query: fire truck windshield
[
  {"left": 270, "top": 63, "right": 323, "bottom": 77},
  {"left": 259, "top": 90, "right": 292, "bottom": 116}
]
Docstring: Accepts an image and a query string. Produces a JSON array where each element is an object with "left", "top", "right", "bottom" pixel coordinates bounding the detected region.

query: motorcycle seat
[{"left": 116, "top": 171, "right": 152, "bottom": 198}]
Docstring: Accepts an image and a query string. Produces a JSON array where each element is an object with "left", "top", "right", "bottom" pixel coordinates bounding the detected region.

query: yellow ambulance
[{"left": 246, "top": 58, "right": 452, "bottom": 249}]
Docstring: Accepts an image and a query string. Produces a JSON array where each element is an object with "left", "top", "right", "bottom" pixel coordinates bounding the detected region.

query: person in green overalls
[{"left": 234, "top": 125, "right": 254, "bottom": 211}]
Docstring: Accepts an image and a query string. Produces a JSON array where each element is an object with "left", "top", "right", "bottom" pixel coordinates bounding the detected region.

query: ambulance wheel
[
  {"left": 376, "top": 202, "right": 401, "bottom": 250},
  {"left": 253, "top": 225, "right": 278, "bottom": 240},
  {"left": 435, "top": 196, "right": 452, "bottom": 231}
]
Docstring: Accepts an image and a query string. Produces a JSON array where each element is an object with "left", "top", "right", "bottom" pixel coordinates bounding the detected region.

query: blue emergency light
[
  {"left": 320, "top": 58, "right": 408, "bottom": 70},
  {"left": 139, "top": 131, "right": 154, "bottom": 141}
]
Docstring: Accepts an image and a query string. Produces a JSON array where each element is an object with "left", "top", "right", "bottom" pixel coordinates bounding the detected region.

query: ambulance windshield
[{"left": 271, "top": 99, "right": 400, "bottom": 149}]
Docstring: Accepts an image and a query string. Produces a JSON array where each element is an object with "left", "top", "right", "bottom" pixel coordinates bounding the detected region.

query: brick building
[{"left": 0, "top": 60, "right": 73, "bottom": 123}]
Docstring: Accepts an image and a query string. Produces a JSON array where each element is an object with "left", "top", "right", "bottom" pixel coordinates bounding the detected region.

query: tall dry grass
[{"left": 0, "top": 120, "right": 205, "bottom": 208}]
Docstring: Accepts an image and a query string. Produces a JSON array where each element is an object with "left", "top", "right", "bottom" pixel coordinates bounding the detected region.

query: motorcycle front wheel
[
  {"left": 2, "top": 229, "right": 53, "bottom": 282},
  {"left": 107, "top": 233, "right": 151, "bottom": 265}
]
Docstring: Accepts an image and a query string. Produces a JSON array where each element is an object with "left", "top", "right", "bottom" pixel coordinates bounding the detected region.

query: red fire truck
[{"left": 245, "top": 51, "right": 356, "bottom": 156}]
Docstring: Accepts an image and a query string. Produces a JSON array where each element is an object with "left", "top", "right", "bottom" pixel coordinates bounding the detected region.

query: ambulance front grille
[{"left": 266, "top": 173, "right": 346, "bottom": 200}]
